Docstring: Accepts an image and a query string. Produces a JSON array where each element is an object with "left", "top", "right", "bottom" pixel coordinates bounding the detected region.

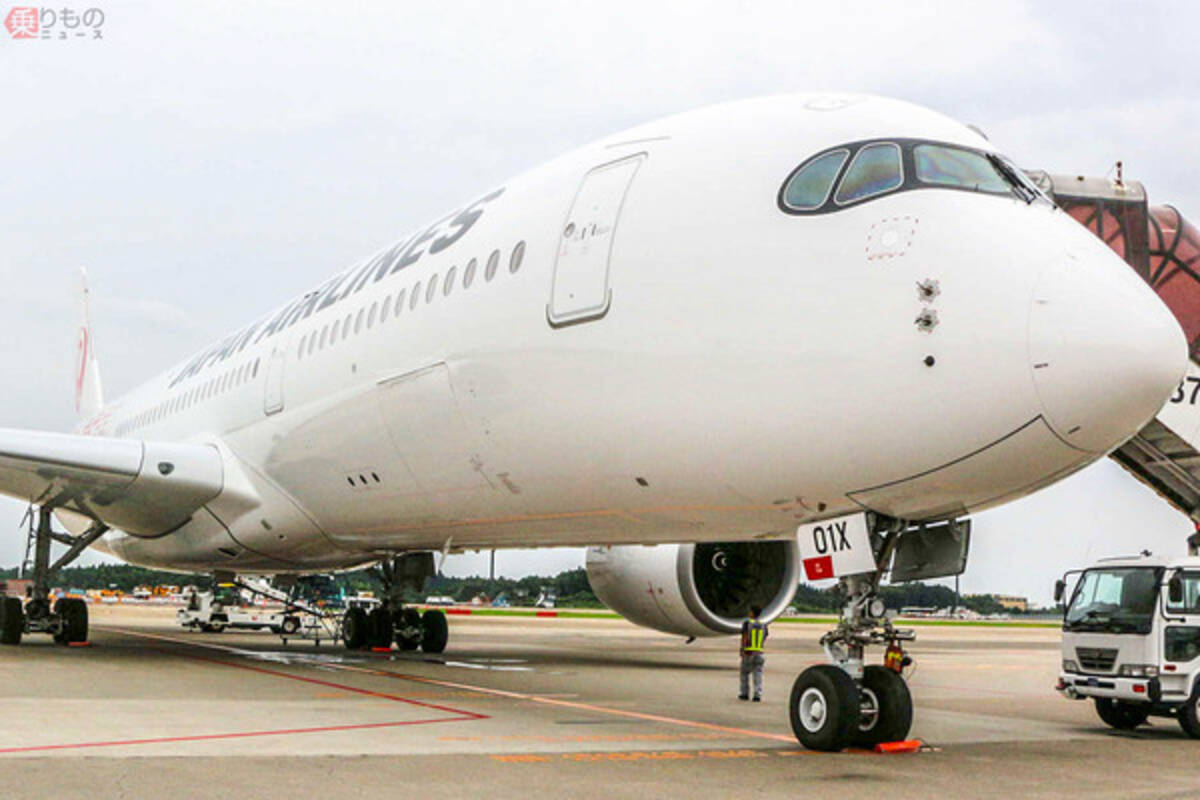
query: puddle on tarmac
[
  {"left": 228, "top": 647, "right": 533, "bottom": 672},
  {"left": 440, "top": 658, "right": 533, "bottom": 672}
]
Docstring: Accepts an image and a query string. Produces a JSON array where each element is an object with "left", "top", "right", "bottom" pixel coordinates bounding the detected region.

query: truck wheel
[
  {"left": 281, "top": 616, "right": 301, "bottom": 636},
  {"left": 421, "top": 609, "right": 448, "bottom": 653},
  {"left": 0, "top": 597, "right": 23, "bottom": 645},
  {"left": 368, "top": 608, "right": 393, "bottom": 649},
  {"left": 1095, "top": 698, "right": 1150, "bottom": 730},
  {"left": 342, "top": 606, "right": 368, "bottom": 649},
  {"left": 397, "top": 608, "right": 422, "bottom": 651},
  {"left": 1178, "top": 686, "right": 1200, "bottom": 738},
  {"left": 852, "top": 666, "right": 913, "bottom": 747},
  {"left": 789, "top": 664, "right": 861, "bottom": 751}
]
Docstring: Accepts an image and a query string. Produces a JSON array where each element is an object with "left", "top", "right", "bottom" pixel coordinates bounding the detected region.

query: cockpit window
[
  {"left": 782, "top": 149, "right": 848, "bottom": 210},
  {"left": 834, "top": 143, "right": 902, "bottom": 205},
  {"left": 914, "top": 144, "right": 1011, "bottom": 195},
  {"left": 777, "top": 137, "right": 1052, "bottom": 215}
]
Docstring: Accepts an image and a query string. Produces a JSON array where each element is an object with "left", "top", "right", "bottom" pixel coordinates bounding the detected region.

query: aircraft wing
[{"left": 0, "top": 428, "right": 224, "bottom": 537}]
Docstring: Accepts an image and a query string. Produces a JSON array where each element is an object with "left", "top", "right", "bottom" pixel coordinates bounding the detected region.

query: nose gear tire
[
  {"left": 852, "top": 665, "right": 913, "bottom": 747},
  {"left": 789, "top": 664, "right": 861, "bottom": 751}
]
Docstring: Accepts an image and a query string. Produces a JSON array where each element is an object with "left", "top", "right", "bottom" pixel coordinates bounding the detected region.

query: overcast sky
[{"left": 1, "top": 1, "right": 1197, "bottom": 605}]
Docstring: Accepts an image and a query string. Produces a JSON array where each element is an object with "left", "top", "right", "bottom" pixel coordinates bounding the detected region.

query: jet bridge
[{"left": 1033, "top": 171, "right": 1200, "bottom": 519}]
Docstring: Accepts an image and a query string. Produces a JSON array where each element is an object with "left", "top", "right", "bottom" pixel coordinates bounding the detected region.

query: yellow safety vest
[{"left": 744, "top": 620, "right": 766, "bottom": 652}]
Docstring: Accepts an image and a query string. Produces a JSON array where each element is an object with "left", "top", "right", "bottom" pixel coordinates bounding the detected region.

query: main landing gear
[
  {"left": 789, "top": 521, "right": 916, "bottom": 752},
  {"left": 341, "top": 552, "right": 448, "bottom": 654},
  {"left": 0, "top": 506, "right": 108, "bottom": 647}
]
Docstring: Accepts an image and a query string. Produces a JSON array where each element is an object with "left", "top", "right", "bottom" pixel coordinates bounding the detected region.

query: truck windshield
[{"left": 1065, "top": 567, "right": 1161, "bottom": 634}]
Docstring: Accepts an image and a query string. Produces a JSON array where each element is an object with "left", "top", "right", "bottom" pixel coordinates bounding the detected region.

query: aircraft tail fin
[{"left": 74, "top": 268, "right": 104, "bottom": 419}]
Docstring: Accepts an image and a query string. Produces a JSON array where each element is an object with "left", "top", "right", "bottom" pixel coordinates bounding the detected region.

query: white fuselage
[{"left": 75, "top": 94, "right": 1185, "bottom": 573}]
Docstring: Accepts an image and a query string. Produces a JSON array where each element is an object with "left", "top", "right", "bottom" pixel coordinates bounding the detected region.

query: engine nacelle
[{"left": 585, "top": 540, "right": 800, "bottom": 637}]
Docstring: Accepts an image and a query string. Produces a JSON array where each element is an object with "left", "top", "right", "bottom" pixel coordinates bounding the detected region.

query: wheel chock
[
  {"left": 370, "top": 647, "right": 392, "bottom": 653},
  {"left": 874, "top": 739, "right": 922, "bottom": 754},
  {"left": 67, "top": 641, "right": 92, "bottom": 648}
]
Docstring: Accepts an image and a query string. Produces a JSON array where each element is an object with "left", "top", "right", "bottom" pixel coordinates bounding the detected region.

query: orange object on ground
[{"left": 874, "top": 739, "right": 922, "bottom": 754}]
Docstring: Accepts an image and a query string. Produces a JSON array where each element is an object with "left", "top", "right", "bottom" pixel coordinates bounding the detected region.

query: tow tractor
[
  {"left": 1055, "top": 538, "right": 1200, "bottom": 737},
  {"left": 177, "top": 583, "right": 299, "bottom": 634}
]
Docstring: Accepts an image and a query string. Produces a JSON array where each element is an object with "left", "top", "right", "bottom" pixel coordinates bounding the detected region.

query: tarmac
[{"left": 0, "top": 605, "right": 1198, "bottom": 799}]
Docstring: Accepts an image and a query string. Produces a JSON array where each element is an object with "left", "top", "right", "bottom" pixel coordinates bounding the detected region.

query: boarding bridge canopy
[{"left": 1037, "top": 172, "right": 1200, "bottom": 520}]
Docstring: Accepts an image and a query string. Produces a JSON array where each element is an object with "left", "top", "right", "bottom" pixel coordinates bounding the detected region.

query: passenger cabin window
[
  {"left": 914, "top": 144, "right": 1010, "bottom": 195},
  {"left": 834, "top": 142, "right": 902, "bottom": 205},
  {"left": 782, "top": 149, "right": 848, "bottom": 210}
]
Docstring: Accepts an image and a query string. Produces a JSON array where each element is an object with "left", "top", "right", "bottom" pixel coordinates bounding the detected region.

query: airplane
[{"left": 0, "top": 93, "right": 1187, "bottom": 751}]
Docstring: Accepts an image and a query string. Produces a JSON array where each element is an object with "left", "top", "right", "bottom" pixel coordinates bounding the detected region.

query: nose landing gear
[{"left": 789, "top": 519, "right": 918, "bottom": 752}]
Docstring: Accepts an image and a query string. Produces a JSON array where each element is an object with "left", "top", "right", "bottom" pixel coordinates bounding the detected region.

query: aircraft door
[
  {"left": 263, "top": 346, "right": 285, "bottom": 415},
  {"left": 548, "top": 153, "right": 646, "bottom": 327}
]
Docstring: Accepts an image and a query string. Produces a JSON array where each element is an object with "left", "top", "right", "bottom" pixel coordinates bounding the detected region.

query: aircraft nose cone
[{"left": 1029, "top": 249, "right": 1187, "bottom": 452}]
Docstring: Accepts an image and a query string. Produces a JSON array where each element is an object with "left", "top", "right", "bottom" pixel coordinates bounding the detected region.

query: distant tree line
[
  {"left": 0, "top": 564, "right": 1021, "bottom": 614},
  {"left": 793, "top": 581, "right": 1019, "bottom": 615},
  {"left": 0, "top": 564, "right": 601, "bottom": 607},
  {"left": 0, "top": 564, "right": 213, "bottom": 591}
]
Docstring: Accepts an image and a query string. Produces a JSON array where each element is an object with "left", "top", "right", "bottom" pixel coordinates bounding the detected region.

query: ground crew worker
[{"left": 739, "top": 605, "right": 767, "bottom": 701}]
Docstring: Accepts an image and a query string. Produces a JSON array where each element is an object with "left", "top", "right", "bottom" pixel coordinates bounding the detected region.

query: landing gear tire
[
  {"left": 421, "top": 609, "right": 448, "bottom": 654},
  {"left": 789, "top": 665, "right": 861, "bottom": 752},
  {"left": 852, "top": 666, "right": 913, "bottom": 747},
  {"left": 1177, "top": 686, "right": 1200, "bottom": 738},
  {"left": 1094, "top": 698, "right": 1150, "bottom": 731},
  {"left": 0, "top": 597, "right": 23, "bottom": 645},
  {"left": 52, "top": 598, "right": 87, "bottom": 645},
  {"left": 367, "top": 607, "right": 393, "bottom": 649},
  {"left": 342, "top": 606, "right": 368, "bottom": 649},
  {"left": 397, "top": 607, "right": 422, "bottom": 651}
]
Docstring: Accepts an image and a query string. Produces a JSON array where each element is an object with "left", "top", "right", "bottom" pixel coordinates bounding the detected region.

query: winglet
[{"left": 74, "top": 268, "right": 104, "bottom": 419}]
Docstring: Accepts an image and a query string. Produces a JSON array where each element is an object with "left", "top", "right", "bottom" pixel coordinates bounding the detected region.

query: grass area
[{"left": 775, "top": 615, "right": 1060, "bottom": 629}]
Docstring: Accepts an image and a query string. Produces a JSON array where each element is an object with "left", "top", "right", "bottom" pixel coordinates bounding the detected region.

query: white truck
[{"left": 1056, "top": 551, "right": 1200, "bottom": 737}]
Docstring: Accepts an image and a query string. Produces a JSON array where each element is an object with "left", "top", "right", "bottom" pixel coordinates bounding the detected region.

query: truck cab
[{"left": 1057, "top": 552, "right": 1200, "bottom": 736}]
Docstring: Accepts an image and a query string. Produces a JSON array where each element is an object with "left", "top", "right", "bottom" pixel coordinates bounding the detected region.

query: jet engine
[{"left": 585, "top": 540, "right": 800, "bottom": 638}]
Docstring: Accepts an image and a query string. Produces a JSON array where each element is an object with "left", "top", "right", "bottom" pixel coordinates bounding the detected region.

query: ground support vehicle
[{"left": 1056, "top": 547, "right": 1200, "bottom": 737}]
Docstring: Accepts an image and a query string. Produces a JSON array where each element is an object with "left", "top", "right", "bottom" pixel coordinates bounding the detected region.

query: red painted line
[
  {"left": 104, "top": 627, "right": 794, "bottom": 745},
  {"left": 535, "top": 611, "right": 557, "bottom": 618},
  {"left": 0, "top": 627, "right": 490, "bottom": 756},
  {"left": 107, "top": 629, "right": 488, "bottom": 720},
  {"left": 445, "top": 608, "right": 473, "bottom": 615}
]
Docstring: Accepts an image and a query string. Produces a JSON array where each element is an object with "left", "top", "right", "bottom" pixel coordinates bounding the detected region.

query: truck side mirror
[
  {"left": 1054, "top": 579, "right": 1066, "bottom": 604},
  {"left": 1169, "top": 574, "right": 1184, "bottom": 605}
]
